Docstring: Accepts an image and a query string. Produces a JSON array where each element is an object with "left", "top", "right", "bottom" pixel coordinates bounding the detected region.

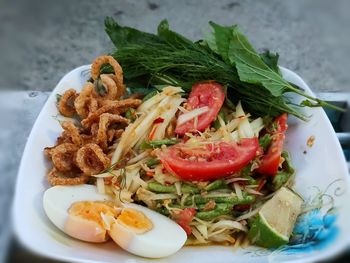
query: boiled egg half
[{"left": 43, "top": 184, "right": 187, "bottom": 258}]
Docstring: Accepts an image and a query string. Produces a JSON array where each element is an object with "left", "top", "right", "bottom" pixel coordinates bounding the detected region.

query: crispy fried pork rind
[
  {"left": 93, "top": 74, "right": 125, "bottom": 100},
  {"left": 58, "top": 89, "right": 77, "bottom": 117},
  {"left": 44, "top": 56, "right": 140, "bottom": 186},
  {"left": 96, "top": 113, "right": 129, "bottom": 150},
  {"left": 47, "top": 168, "right": 89, "bottom": 186},
  {"left": 75, "top": 143, "right": 110, "bottom": 175},
  {"left": 48, "top": 143, "right": 78, "bottom": 172},
  {"left": 61, "top": 121, "right": 82, "bottom": 146},
  {"left": 74, "top": 82, "right": 98, "bottom": 118},
  {"left": 81, "top": 98, "right": 141, "bottom": 128},
  {"left": 91, "top": 55, "right": 123, "bottom": 82}
]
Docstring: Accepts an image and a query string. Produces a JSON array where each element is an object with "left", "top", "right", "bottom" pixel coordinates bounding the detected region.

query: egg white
[
  {"left": 43, "top": 184, "right": 187, "bottom": 258},
  {"left": 43, "top": 184, "right": 112, "bottom": 234},
  {"left": 109, "top": 203, "right": 187, "bottom": 258}
]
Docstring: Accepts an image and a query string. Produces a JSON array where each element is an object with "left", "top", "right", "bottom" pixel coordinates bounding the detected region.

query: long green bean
[
  {"left": 148, "top": 182, "right": 176, "bottom": 193},
  {"left": 184, "top": 193, "right": 255, "bottom": 206},
  {"left": 181, "top": 183, "right": 200, "bottom": 194},
  {"left": 146, "top": 158, "right": 161, "bottom": 168},
  {"left": 148, "top": 182, "right": 200, "bottom": 194},
  {"left": 205, "top": 180, "right": 229, "bottom": 191},
  {"left": 196, "top": 203, "right": 233, "bottom": 220}
]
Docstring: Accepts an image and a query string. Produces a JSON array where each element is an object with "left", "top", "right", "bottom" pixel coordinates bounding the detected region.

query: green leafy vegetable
[
  {"left": 104, "top": 17, "right": 343, "bottom": 120},
  {"left": 207, "top": 22, "right": 344, "bottom": 111},
  {"left": 260, "top": 50, "right": 281, "bottom": 75}
]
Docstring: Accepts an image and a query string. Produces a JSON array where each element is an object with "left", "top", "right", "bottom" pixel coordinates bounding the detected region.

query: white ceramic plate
[{"left": 13, "top": 65, "right": 350, "bottom": 263}]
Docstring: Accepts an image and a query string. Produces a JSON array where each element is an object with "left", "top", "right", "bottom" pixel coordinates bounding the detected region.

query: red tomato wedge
[
  {"left": 172, "top": 208, "right": 196, "bottom": 235},
  {"left": 157, "top": 138, "right": 260, "bottom": 181},
  {"left": 256, "top": 113, "right": 288, "bottom": 176},
  {"left": 175, "top": 82, "right": 225, "bottom": 135}
]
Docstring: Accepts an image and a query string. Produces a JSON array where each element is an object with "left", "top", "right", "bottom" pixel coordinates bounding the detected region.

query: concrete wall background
[{"left": 0, "top": 0, "right": 349, "bottom": 92}]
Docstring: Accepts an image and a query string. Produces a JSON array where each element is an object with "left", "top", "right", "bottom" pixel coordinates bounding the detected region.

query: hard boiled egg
[
  {"left": 108, "top": 202, "right": 187, "bottom": 258},
  {"left": 43, "top": 184, "right": 114, "bottom": 243},
  {"left": 43, "top": 184, "right": 187, "bottom": 258}
]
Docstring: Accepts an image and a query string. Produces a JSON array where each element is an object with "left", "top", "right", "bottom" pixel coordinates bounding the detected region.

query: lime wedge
[{"left": 248, "top": 187, "right": 303, "bottom": 248}]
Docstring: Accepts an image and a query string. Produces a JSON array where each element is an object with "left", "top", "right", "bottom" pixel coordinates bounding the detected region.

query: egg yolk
[
  {"left": 64, "top": 201, "right": 119, "bottom": 243},
  {"left": 116, "top": 208, "right": 153, "bottom": 234},
  {"left": 68, "top": 201, "right": 118, "bottom": 226}
]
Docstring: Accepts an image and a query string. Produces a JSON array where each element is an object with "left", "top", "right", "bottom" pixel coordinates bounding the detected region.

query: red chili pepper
[
  {"left": 153, "top": 117, "right": 164, "bottom": 124},
  {"left": 146, "top": 171, "right": 154, "bottom": 177}
]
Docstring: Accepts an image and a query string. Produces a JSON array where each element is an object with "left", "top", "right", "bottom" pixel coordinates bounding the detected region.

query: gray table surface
[
  {"left": 1, "top": 0, "right": 350, "bottom": 262},
  {"left": 0, "top": 0, "right": 349, "bottom": 93}
]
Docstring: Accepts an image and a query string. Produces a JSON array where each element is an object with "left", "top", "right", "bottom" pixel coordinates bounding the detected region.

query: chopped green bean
[
  {"left": 205, "top": 180, "right": 228, "bottom": 191},
  {"left": 181, "top": 183, "right": 200, "bottom": 194},
  {"left": 140, "top": 138, "right": 179, "bottom": 150},
  {"left": 148, "top": 182, "right": 200, "bottom": 194},
  {"left": 271, "top": 151, "right": 295, "bottom": 191},
  {"left": 185, "top": 193, "right": 255, "bottom": 205},
  {"left": 156, "top": 206, "right": 170, "bottom": 216},
  {"left": 146, "top": 158, "right": 161, "bottom": 168},
  {"left": 259, "top": 134, "right": 272, "bottom": 151},
  {"left": 243, "top": 175, "right": 257, "bottom": 185},
  {"left": 196, "top": 203, "right": 232, "bottom": 220},
  {"left": 148, "top": 182, "right": 176, "bottom": 193}
]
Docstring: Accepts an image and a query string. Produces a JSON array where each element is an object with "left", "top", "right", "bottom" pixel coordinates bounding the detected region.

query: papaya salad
[{"left": 42, "top": 18, "right": 342, "bottom": 258}]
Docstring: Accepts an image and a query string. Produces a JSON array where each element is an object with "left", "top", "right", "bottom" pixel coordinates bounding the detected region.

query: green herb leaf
[
  {"left": 207, "top": 22, "right": 343, "bottom": 112},
  {"left": 226, "top": 24, "right": 288, "bottom": 96},
  {"left": 157, "top": 19, "right": 194, "bottom": 48},
  {"left": 260, "top": 50, "right": 281, "bottom": 75},
  {"left": 106, "top": 18, "right": 342, "bottom": 120},
  {"left": 105, "top": 17, "right": 161, "bottom": 49}
]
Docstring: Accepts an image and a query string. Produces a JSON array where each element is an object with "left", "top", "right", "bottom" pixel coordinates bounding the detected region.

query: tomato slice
[
  {"left": 157, "top": 138, "right": 260, "bottom": 181},
  {"left": 172, "top": 208, "right": 196, "bottom": 235},
  {"left": 175, "top": 82, "right": 225, "bottom": 135},
  {"left": 256, "top": 114, "right": 288, "bottom": 176}
]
